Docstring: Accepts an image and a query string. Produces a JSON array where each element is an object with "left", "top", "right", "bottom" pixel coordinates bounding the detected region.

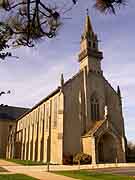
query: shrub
[
  {"left": 127, "top": 155, "right": 135, "bottom": 162},
  {"left": 126, "top": 141, "right": 135, "bottom": 162},
  {"left": 73, "top": 152, "right": 92, "bottom": 164},
  {"left": 63, "top": 154, "right": 73, "bottom": 165}
]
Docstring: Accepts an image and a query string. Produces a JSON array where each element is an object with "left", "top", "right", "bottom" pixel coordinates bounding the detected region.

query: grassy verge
[
  {"left": 6, "top": 159, "right": 47, "bottom": 166},
  {"left": 0, "top": 174, "right": 37, "bottom": 180},
  {"left": 54, "top": 170, "right": 133, "bottom": 180}
]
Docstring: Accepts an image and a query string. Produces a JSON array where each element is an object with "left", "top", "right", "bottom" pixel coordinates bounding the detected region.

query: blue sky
[{"left": 0, "top": 0, "right": 135, "bottom": 142}]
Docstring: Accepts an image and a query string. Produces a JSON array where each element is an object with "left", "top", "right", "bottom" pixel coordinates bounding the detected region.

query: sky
[{"left": 0, "top": 0, "right": 135, "bottom": 142}]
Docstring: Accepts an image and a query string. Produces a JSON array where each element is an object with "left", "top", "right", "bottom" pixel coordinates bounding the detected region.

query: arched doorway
[{"left": 97, "top": 132, "right": 117, "bottom": 163}]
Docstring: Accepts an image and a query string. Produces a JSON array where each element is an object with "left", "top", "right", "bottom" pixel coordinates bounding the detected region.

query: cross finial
[{"left": 86, "top": 8, "right": 89, "bottom": 16}]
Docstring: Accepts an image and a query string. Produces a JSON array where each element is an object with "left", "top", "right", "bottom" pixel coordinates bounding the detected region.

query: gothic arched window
[
  {"left": 93, "top": 42, "right": 96, "bottom": 49},
  {"left": 91, "top": 94, "right": 100, "bottom": 121},
  {"left": 88, "top": 40, "right": 91, "bottom": 48}
]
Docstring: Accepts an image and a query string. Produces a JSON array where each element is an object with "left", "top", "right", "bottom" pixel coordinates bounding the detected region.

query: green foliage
[
  {"left": 73, "top": 152, "right": 92, "bottom": 164},
  {"left": 63, "top": 153, "right": 92, "bottom": 165},
  {"left": 63, "top": 154, "right": 73, "bottom": 165}
]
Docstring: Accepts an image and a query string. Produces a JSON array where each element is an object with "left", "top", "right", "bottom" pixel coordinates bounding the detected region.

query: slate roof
[
  {"left": 0, "top": 105, "right": 29, "bottom": 120},
  {"left": 82, "top": 120, "right": 105, "bottom": 137},
  {"left": 16, "top": 71, "right": 82, "bottom": 121}
]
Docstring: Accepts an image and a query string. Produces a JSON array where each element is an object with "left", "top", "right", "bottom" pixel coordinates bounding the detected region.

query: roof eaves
[{"left": 16, "top": 87, "right": 61, "bottom": 121}]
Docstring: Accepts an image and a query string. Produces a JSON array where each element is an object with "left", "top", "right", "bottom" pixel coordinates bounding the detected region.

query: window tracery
[{"left": 91, "top": 93, "right": 100, "bottom": 121}]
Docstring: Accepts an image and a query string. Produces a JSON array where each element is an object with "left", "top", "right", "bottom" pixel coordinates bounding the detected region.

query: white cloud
[{"left": 0, "top": 44, "right": 79, "bottom": 108}]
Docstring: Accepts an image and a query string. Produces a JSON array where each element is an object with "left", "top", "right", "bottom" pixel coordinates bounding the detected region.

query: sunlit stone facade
[{"left": 7, "top": 15, "right": 126, "bottom": 164}]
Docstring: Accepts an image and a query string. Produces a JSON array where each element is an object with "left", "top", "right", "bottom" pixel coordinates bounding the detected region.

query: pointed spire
[
  {"left": 117, "top": 85, "right": 121, "bottom": 97},
  {"left": 60, "top": 73, "right": 64, "bottom": 87},
  {"left": 84, "top": 9, "right": 93, "bottom": 33},
  {"left": 117, "top": 85, "right": 122, "bottom": 106}
]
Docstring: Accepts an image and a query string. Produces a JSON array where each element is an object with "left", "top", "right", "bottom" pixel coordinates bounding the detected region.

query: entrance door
[{"left": 98, "top": 133, "right": 117, "bottom": 163}]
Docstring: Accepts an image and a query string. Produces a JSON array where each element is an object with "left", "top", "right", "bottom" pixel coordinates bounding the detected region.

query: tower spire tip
[{"left": 86, "top": 8, "right": 89, "bottom": 16}]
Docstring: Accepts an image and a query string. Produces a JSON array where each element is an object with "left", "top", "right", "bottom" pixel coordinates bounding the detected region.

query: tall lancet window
[{"left": 91, "top": 94, "right": 100, "bottom": 121}]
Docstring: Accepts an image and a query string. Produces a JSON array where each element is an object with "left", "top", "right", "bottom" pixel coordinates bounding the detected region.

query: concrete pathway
[
  {"left": 0, "top": 172, "right": 15, "bottom": 174},
  {"left": 0, "top": 160, "right": 17, "bottom": 175},
  {"left": 0, "top": 159, "right": 19, "bottom": 166},
  {"left": 16, "top": 171, "right": 77, "bottom": 180},
  {"left": 0, "top": 160, "right": 76, "bottom": 180},
  {"left": 2, "top": 167, "right": 76, "bottom": 180},
  {"left": 1, "top": 160, "right": 135, "bottom": 179}
]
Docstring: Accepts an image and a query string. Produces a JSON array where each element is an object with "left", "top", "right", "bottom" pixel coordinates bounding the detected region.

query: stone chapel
[{"left": 6, "top": 15, "right": 126, "bottom": 164}]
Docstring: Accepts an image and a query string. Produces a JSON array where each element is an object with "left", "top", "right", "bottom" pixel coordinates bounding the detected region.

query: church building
[{"left": 7, "top": 15, "right": 126, "bottom": 164}]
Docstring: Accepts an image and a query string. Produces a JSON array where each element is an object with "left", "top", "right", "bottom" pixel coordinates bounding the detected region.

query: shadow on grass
[{"left": 5, "top": 159, "right": 47, "bottom": 166}]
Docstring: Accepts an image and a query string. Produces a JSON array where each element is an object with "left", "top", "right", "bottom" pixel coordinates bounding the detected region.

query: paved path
[
  {"left": 0, "top": 160, "right": 76, "bottom": 180},
  {"left": 17, "top": 171, "right": 76, "bottom": 180},
  {"left": 0, "top": 159, "right": 19, "bottom": 166},
  {"left": 1, "top": 160, "right": 135, "bottom": 179},
  {"left": 0, "top": 172, "right": 15, "bottom": 174}
]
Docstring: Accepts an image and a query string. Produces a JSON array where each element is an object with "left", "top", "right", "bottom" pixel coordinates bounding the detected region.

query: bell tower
[{"left": 78, "top": 12, "right": 103, "bottom": 74}]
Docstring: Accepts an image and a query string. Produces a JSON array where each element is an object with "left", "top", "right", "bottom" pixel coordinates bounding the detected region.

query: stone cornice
[{"left": 78, "top": 48, "right": 103, "bottom": 62}]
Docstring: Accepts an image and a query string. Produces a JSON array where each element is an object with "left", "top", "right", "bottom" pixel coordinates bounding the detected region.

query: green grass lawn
[
  {"left": 6, "top": 159, "right": 47, "bottom": 166},
  {"left": 0, "top": 174, "right": 37, "bottom": 180},
  {"left": 54, "top": 170, "right": 134, "bottom": 180}
]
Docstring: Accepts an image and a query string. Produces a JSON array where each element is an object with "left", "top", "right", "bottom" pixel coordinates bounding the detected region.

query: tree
[
  {"left": 0, "top": 0, "right": 127, "bottom": 60},
  {"left": 126, "top": 141, "right": 135, "bottom": 162},
  {"left": 94, "top": 0, "right": 127, "bottom": 14},
  {"left": 0, "top": 90, "right": 11, "bottom": 96}
]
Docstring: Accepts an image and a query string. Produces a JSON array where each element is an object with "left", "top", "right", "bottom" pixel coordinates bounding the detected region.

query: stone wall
[
  {"left": 0, "top": 119, "right": 15, "bottom": 158},
  {"left": 63, "top": 71, "right": 84, "bottom": 156},
  {"left": 9, "top": 89, "right": 64, "bottom": 164}
]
